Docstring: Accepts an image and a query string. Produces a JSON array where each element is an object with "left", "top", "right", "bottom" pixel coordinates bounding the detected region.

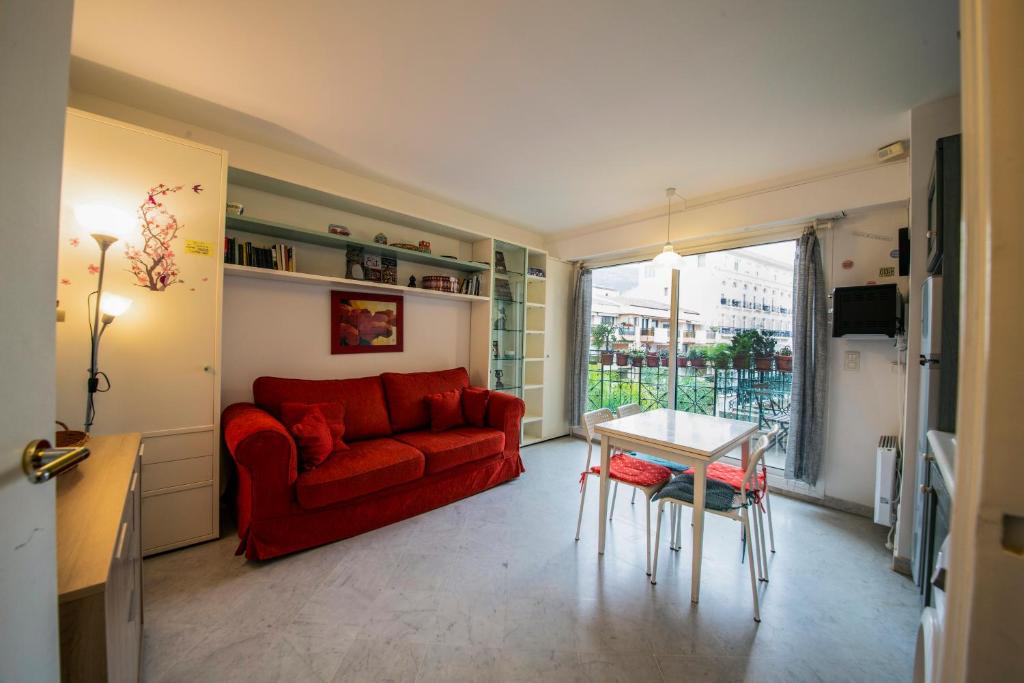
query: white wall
[
  {"left": 818, "top": 204, "right": 909, "bottom": 508},
  {"left": 894, "top": 95, "right": 960, "bottom": 561}
]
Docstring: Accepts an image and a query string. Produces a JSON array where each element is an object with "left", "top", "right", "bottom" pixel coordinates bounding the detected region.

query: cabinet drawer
[
  {"left": 142, "top": 430, "right": 213, "bottom": 465},
  {"left": 142, "top": 456, "right": 212, "bottom": 492},
  {"left": 142, "top": 485, "right": 215, "bottom": 553}
]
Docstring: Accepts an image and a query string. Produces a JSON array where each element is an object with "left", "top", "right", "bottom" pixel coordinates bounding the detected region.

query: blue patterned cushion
[{"left": 652, "top": 472, "right": 747, "bottom": 511}]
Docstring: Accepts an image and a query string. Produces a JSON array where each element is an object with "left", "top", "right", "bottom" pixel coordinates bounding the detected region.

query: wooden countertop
[{"left": 56, "top": 432, "right": 141, "bottom": 603}]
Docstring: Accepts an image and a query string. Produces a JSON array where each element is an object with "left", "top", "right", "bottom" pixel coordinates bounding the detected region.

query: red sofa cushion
[
  {"left": 426, "top": 389, "right": 465, "bottom": 432},
  {"left": 461, "top": 387, "right": 490, "bottom": 427},
  {"left": 253, "top": 376, "right": 391, "bottom": 442},
  {"left": 395, "top": 427, "right": 505, "bottom": 474},
  {"left": 295, "top": 438, "right": 425, "bottom": 509},
  {"left": 381, "top": 368, "right": 470, "bottom": 433},
  {"left": 280, "top": 402, "right": 348, "bottom": 452},
  {"left": 286, "top": 409, "right": 334, "bottom": 470}
]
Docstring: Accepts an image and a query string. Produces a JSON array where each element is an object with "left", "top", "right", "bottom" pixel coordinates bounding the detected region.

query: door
[{"left": 0, "top": 2, "right": 75, "bottom": 681}]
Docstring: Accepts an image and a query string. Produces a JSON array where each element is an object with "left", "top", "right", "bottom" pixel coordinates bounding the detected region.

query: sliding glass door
[{"left": 587, "top": 241, "right": 796, "bottom": 468}]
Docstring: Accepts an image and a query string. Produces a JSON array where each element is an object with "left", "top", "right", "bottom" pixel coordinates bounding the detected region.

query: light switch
[{"left": 844, "top": 351, "right": 860, "bottom": 371}]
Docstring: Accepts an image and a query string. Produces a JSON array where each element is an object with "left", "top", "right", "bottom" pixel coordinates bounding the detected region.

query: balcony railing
[{"left": 587, "top": 354, "right": 793, "bottom": 432}]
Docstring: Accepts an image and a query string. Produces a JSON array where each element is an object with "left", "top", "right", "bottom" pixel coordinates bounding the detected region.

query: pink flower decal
[
  {"left": 69, "top": 238, "right": 80, "bottom": 247},
  {"left": 60, "top": 278, "right": 71, "bottom": 286},
  {"left": 124, "top": 182, "right": 195, "bottom": 292},
  {"left": 88, "top": 264, "right": 99, "bottom": 275}
]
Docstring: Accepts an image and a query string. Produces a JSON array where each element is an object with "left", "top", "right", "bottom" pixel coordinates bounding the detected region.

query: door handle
[{"left": 22, "top": 439, "right": 90, "bottom": 483}]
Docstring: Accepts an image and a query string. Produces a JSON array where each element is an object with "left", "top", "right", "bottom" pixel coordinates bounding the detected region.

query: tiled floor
[{"left": 142, "top": 437, "right": 920, "bottom": 682}]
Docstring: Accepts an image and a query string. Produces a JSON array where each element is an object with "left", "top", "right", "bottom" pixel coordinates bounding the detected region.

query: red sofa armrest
[
  {"left": 485, "top": 391, "right": 526, "bottom": 453},
  {"left": 222, "top": 403, "right": 298, "bottom": 522}
]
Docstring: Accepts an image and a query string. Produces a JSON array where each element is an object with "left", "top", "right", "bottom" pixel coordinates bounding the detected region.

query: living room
[{"left": 2, "top": 1, "right": 1021, "bottom": 682}]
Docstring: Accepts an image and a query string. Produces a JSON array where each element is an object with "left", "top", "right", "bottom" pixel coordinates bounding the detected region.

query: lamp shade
[
  {"left": 653, "top": 244, "right": 685, "bottom": 270},
  {"left": 74, "top": 203, "right": 135, "bottom": 243},
  {"left": 99, "top": 293, "right": 132, "bottom": 318}
]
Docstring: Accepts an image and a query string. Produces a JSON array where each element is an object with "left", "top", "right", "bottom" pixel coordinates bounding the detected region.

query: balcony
[{"left": 586, "top": 359, "right": 793, "bottom": 440}]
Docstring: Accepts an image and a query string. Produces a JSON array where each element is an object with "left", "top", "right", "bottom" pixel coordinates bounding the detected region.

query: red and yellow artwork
[{"left": 330, "top": 291, "right": 404, "bottom": 354}]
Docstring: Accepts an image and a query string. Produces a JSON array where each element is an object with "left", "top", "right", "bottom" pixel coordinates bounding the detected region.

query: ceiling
[{"left": 70, "top": 0, "right": 959, "bottom": 233}]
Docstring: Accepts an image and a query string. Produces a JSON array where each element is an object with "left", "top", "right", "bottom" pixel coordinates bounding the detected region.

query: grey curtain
[
  {"left": 786, "top": 228, "right": 828, "bottom": 485},
  {"left": 567, "top": 264, "right": 592, "bottom": 426}
]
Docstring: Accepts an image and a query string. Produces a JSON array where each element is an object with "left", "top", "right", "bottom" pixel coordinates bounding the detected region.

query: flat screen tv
[{"left": 832, "top": 284, "right": 903, "bottom": 338}]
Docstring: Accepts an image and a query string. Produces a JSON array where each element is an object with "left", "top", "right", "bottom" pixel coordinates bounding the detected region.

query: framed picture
[{"left": 331, "top": 291, "right": 404, "bottom": 353}]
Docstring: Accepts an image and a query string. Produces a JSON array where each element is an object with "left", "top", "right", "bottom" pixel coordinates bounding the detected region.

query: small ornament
[
  {"left": 418, "top": 240, "right": 431, "bottom": 253},
  {"left": 494, "top": 369, "right": 504, "bottom": 389},
  {"left": 328, "top": 224, "right": 350, "bottom": 236},
  {"left": 408, "top": 275, "right": 417, "bottom": 288},
  {"left": 373, "top": 232, "right": 388, "bottom": 245},
  {"left": 841, "top": 259, "right": 854, "bottom": 270},
  {"left": 492, "top": 340, "right": 500, "bottom": 358}
]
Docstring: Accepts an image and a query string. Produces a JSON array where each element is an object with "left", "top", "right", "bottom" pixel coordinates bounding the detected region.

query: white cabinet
[{"left": 56, "top": 109, "right": 227, "bottom": 555}]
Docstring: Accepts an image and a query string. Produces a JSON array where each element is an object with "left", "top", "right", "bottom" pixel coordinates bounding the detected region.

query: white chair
[
  {"left": 611, "top": 403, "right": 642, "bottom": 514},
  {"left": 575, "top": 408, "right": 672, "bottom": 575},
  {"left": 650, "top": 433, "right": 774, "bottom": 622}
]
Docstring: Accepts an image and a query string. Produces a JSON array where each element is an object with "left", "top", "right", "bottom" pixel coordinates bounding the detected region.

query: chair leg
[
  {"left": 743, "top": 509, "right": 761, "bottom": 622},
  {"left": 673, "top": 506, "right": 683, "bottom": 551},
  {"left": 751, "top": 501, "right": 766, "bottom": 582},
  {"left": 610, "top": 481, "right": 619, "bottom": 520},
  {"left": 651, "top": 502, "right": 665, "bottom": 584},
  {"left": 645, "top": 493, "right": 652, "bottom": 575},
  {"left": 756, "top": 503, "right": 770, "bottom": 583},
  {"left": 575, "top": 475, "right": 588, "bottom": 541},
  {"left": 764, "top": 488, "right": 777, "bottom": 553}
]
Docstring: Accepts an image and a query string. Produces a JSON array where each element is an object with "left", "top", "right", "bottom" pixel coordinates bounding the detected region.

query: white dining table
[{"left": 594, "top": 408, "right": 758, "bottom": 603}]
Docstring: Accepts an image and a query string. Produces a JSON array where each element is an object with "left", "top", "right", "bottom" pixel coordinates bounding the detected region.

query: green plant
[
  {"left": 730, "top": 330, "right": 756, "bottom": 356},
  {"left": 706, "top": 343, "right": 733, "bottom": 368},
  {"left": 752, "top": 329, "right": 778, "bottom": 358},
  {"left": 591, "top": 322, "right": 617, "bottom": 350},
  {"left": 778, "top": 345, "right": 792, "bottom": 356},
  {"left": 687, "top": 347, "right": 707, "bottom": 361},
  {"left": 628, "top": 346, "right": 646, "bottom": 361}
]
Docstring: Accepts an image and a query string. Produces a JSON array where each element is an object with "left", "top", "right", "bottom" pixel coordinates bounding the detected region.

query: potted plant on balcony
[
  {"left": 776, "top": 345, "right": 793, "bottom": 372},
  {"left": 710, "top": 345, "right": 733, "bottom": 369},
  {"left": 688, "top": 347, "right": 707, "bottom": 368},
  {"left": 645, "top": 347, "right": 660, "bottom": 368},
  {"left": 752, "top": 329, "right": 778, "bottom": 371},
  {"left": 659, "top": 349, "right": 670, "bottom": 367},
  {"left": 616, "top": 349, "right": 629, "bottom": 366},
  {"left": 591, "top": 323, "right": 617, "bottom": 366},
  {"left": 629, "top": 347, "right": 646, "bottom": 368},
  {"left": 730, "top": 330, "right": 756, "bottom": 370}
]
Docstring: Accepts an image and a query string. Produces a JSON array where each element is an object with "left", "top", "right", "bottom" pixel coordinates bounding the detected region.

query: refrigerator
[{"left": 912, "top": 275, "right": 942, "bottom": 588}]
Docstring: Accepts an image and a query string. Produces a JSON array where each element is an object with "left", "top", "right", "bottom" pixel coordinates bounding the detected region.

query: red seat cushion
[
  {"left": 394, "top": 427, "right": 505, "bottom": 474},
  {"left": 295, "top": 438, "right": 424, "bottom": 509},
  {"left": 589, "top": 453, "right": 672, "bottom": 487},
  {"left": 381, "top": 368, "right": 470, "bottom": 433},
  {"left": 461, "top": 387, "right": 490, "bottom": 427},
  {"left": 254, "top": 376, "right": 392, "bottom": 441},
  {"left": 703, "top": 461, "right": 767, "bottom": 492},
  {"left": 426, "top": 389, "right": 465, "bottom": 432}
]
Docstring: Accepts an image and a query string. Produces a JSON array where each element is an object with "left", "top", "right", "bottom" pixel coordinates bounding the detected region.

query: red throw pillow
[
  {"left": 288, "top": 410, "right": 333, "bottom": 470},
  {"left": 280, "top": 402, "right": 348, "bottom": 451},
  {"left": 461, "top": 387, "right": 490, "bottom": 427},
  {"left": 426, "top": 389, "right": 465, "bottom": 432}
]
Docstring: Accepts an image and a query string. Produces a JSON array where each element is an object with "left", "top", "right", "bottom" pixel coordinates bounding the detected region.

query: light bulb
[
  {"left": 74, "top": 203, "right": 135, "bottom": 246},
  {"left": 653, "top": 244, "right": 685, "bottom": 270},
  {"left": 99, "top": 293, "right": 132, "bottom": 318}
]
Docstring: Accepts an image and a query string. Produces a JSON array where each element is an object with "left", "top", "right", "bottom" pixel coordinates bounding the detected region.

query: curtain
[
  {"left": 567, "top": 264, "right": 592, "bottom": 426},
  {"left": 786, "top": 228, "right": 828, "bottom": 485}
]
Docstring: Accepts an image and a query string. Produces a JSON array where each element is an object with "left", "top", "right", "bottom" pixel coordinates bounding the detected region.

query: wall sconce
[{"left": 74, "top": 203, "right": 135, "bottom": 433}]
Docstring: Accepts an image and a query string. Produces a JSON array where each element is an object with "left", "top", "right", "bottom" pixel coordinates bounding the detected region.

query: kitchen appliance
[
  {"left": 926, "top": 134, "right": 962, "bottom": 275},
  {"left": 912, "top": 275, "right": 943, "bottom": 587},
  {"left": 831, "top": 283, "right": 904, "bottom": 338}
]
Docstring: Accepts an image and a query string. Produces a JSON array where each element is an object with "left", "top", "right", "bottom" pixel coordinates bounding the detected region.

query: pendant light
[{"left": 652, "top": 186, "right": 685, "bottom": 270}]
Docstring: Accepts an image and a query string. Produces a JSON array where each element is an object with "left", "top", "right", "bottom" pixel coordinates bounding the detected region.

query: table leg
[
  {"left": 597, "top": 434, "right": 610, "bottom": 555},
  {"left": 691, "top": 461, "right": 706, "bottom": 603}
]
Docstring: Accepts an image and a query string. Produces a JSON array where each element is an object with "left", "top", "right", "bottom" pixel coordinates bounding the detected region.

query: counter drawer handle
[{"left": 115, "top": 522, "right": 128, "bottom": 560}]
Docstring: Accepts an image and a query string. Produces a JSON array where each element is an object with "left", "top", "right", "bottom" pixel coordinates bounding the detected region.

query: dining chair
[
  {"left": 611, "top": 403, "right": 642, "bottom": 514},
  {"left": 575, "top": 407, "right": 672, "bottom": 575},
  {"left": 649, "top": 433, "right": 774, "bottom": 622}
]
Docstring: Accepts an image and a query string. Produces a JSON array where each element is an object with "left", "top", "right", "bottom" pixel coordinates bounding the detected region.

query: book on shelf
[
  {"left": 456, "top": 275, "right": 481, "bottom": 296},
  {"left": 224, "top": 237, "right": 296, "bottom": 272}
]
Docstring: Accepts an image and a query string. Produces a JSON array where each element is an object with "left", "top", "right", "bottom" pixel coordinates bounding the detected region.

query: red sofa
[{"left": 222, "top": 367, "right": 525, "bottom": 560}]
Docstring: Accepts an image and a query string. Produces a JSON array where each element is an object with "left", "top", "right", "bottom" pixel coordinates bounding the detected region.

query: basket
[
  {"left": 420, "top": 275, "right": 459, "bottom": 293},
  {"left": 55, "top": 421, "right": 88, "bottom": 447}
]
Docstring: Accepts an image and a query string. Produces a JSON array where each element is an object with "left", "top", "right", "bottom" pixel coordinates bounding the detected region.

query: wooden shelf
[
  {"left": 226, "top": 215, "right": 490, "bottom": 273},
  {"left": 526, "top": 302, "right": 545, "bottom": 308},
  {"left": 525, "top": 357, "right": 544, "bottom": 362},
  {"left": 223, "top": 264, "right": 490, "bottom": 302},
  {"left": 523, "top": 384, "right": 543, "bottom": 390}
]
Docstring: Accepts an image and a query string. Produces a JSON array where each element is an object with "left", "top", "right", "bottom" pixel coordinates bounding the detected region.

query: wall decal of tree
[{"left": 125, "top": 183, "right": 192, "bottom": 291}]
